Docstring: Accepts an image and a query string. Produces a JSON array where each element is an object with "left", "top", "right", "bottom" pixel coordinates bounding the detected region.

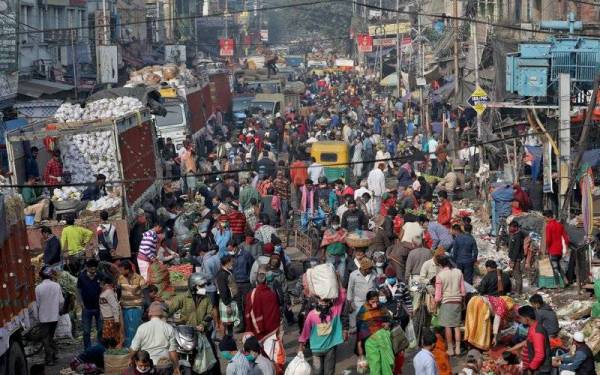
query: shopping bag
[
  {"left": 193, "top": 334, "right": 217, "bottom": 374},
  {"left": 391, "top": 325, "right": 409, "bottom": 354},
  {"left": 538, "top": 256, "right": 554, "bottom": 278},
  {"left": 405, "top": 320, "right": 417, "bottom": 348},
  {"left": 284, "top": 352, "right": 312, "bottom": 375}
]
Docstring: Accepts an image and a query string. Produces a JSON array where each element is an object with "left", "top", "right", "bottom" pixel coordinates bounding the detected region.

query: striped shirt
[
  {"left": 138, "top": 229, "right": 158, "bottom": 260},
  {"left": 228, "top": 210, "right": 247, "bottom": 235}
]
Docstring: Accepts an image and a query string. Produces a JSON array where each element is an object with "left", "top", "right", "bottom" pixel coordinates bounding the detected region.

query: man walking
[
  {"left": 77, "top": 259, "right": 103, "bottom": 349},
  {"left": 36, "top": 267, "right": 64, "bottom": 366}
]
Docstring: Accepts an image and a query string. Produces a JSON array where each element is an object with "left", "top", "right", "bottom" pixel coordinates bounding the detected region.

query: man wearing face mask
[
  {"left": 298, "top": 290, "right": 349, "bottom": 375},
  {"left": 378, "top": 266, "right": 413, "bottom": 330},
  {"left": 341, "top": 199, "right": 368, "bottom": 232},
  {"left": 320, "top": 216, "right": 348, "bottom": 276},
  {"left": 230, "top": 243, "right": 255, "bottom": 332},
  {"left": 167, "top": 273, "right": 220, "bottom": 374},
  {"left": 265, "top": 253, "right": 294, "bottom": 324},
  {"left": 225, "top": 335, "right": 263, "bottom": 375},
  {"left": 216, "top": 255, "right": 240, "bottom": 337},
  {"left": 347, "top": 257, "right": 377, "bottom": 333}
]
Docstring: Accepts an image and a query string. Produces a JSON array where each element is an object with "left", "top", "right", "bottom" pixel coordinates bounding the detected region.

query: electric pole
[
  {"left": 395, "top": 0, "right": 401, "bottom": 97},
  {"left": 453, "top": 0, "right": 459, "bottom": 96}
]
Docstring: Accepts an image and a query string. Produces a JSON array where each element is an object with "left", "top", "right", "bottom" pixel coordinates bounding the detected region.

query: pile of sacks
[
  {"left": 59, "top": 131, "right": 119, "bottom": 188},
  {"left": 54, "top": 97, "right": 144, "bottom": 122}
]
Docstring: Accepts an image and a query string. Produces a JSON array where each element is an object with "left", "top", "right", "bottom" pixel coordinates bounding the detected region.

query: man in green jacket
[
  {"left": 168, "top": 273, "right": 218, "bottom": 373},
  {"left": 22, "top": 175, "right": 50, "bottom": 224}
]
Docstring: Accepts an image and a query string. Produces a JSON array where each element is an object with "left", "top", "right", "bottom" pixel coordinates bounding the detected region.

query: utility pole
[
  {"left": 70, "top": 29, "right": 79, "bottom": 100},
  {"left": 395, "top": 0, "right": 401, "bottom": 97},
  {"left": 472, "top": 23, "right": 481, "bottom": 147},
  {"left": 418, "top": 4, "right": 425, "bottom": 134},
  {"left": 453, "top": 0, "right": 459, "bottom": 96},
  {"left": 224, "top": 0, "right": 229, "bottom": 39},
  {"left": 558, "top": 73, "right": 570, "bottom": 211}
]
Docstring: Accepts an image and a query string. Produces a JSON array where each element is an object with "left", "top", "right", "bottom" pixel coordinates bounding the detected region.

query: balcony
[{"left": 44, "top": 28, "right": 81, "bottom": 43}]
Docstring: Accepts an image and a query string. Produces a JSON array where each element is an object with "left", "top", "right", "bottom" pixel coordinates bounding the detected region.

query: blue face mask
[
  {"left": 245, "top": 354, "right": 256, "bottom": 362},
  {"left": 266, "top": 272, "right": 275, "bottom": 282},
  {"left": 221, "top": 351, "right": 234, "bottom": 361},
  {"left": 386, "top": 277, "right": 397, "bottom": 286}
]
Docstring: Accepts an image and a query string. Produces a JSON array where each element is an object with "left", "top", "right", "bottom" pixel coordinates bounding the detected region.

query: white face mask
[
  {"left": 378, "top": 296, "right": 387, "bottom": 304},
  {"left": 200, "top": 232, "right": 207, "bottom": 238},
  {"left": 196, "top": 286, "right": 207, "bottom": 295},
  {"left": 136, "top": 366, "right": 151, "bottom": 374},
  {"left": 332, "top": 224, "right": 340, "bottom": 230}
]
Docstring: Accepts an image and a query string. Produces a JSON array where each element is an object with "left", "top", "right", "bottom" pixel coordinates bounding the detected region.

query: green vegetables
[
  {"left": 106, "top": 348, "right": 130, "bottom": 355},
  {"left": 169, "top": 271, "right": 186, "bottom": 283}
]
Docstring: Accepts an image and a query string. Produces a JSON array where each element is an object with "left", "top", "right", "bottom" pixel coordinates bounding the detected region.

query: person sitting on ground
[
  {"left": 477, "top": 260, "right": 512, "bottom": 296},
  {"left": 124, "top": 350, "right": 158, "bottom": 375},
  {"left": 22, "top": 175, "right": 50, "bottom": 224},
  {"left": 70, "top": 338, "right": 117, "bottom": 374},
  {"left": 552, "top": 331, "right": 596, "bottom": 374}
]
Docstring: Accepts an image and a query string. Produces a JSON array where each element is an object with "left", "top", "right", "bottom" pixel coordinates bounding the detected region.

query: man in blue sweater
[{"left": 450, "top": 223, "right": 478, "bottom": 285}]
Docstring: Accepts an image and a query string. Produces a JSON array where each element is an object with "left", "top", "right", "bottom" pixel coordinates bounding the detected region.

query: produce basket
[
  {"left": 104, "top": 351, "right": 130, "bottom": 375},
  {"left": 52, "top": 199, "right": 81, "bottom": 211},
  {"left": 346, "top": 231, "right": 375, "bottom": 248}
]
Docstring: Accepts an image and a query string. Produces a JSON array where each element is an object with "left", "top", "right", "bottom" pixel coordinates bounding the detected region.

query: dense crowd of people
[{"left": 29, "top": 70, "right": 597, "bottom": 375}]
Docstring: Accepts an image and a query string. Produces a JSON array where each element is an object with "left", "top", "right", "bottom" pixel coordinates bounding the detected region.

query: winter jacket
[
  {"left": 535, "top": 304, "right": 560, "bottom": 336},
  {"left": 492, "top": 186, "right": 514, "bottom": 218},
  {"left": 508, "top": 230, "right": 526, "bottom": 262},
  {"left": 451, "top": 233, "right": 478, "bottom": 264}
]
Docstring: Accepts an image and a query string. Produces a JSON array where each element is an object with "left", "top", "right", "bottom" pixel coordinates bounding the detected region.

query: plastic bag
[
  {"left": 284, "top": 352, "right": 312, "bottom": 375},
  {"left": 391, "top": 325, "right": 409, "bottom": 354},
  {"left": 305, "top": 263, "right": 339, "bottom": 299},
  {"left": 356, "top": 356, "right": 368, "bottom": 374},
  {"left": 405, "top": 320, "right": 417, "bottom": 349},
  {"left": 54, "top": 314, "right": 73, "bottom": 339},
  {"left": 193, "top": 334, "right": 217, "bottom": 374}
]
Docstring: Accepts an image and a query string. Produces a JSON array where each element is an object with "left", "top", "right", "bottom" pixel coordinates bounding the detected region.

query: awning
[{"left": 18, "top": 79, "right": 74, "bottom": 98}]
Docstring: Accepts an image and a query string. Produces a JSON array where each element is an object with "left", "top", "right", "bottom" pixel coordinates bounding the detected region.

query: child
[
  {"left": 124, "top": 351, "right": 157, "bottom": 375},
  {"left": 99, "top": 275, "right": 122, "bottom": 346}
]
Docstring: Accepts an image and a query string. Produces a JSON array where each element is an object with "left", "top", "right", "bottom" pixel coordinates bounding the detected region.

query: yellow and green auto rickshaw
[{"left": 309, "top": 141, "right": 350, "bottom": 183}]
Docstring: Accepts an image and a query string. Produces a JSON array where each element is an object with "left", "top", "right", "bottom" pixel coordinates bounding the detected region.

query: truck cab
[
  {"left": 155, "top": 87, "right": 188, "bottom": 149},
  {"left": 232, "top": 95, "right": 255, "bottom": 127},
  {"left": 249, "top": 94, "right": 284, "bottom": 120}
]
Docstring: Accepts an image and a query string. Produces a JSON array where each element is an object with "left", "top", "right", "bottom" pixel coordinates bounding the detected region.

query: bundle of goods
[
  {"left": 303, "top": 263, "right": 339, "bottom": 299},
  {"left": 346, "top": 230, "right": 375, "bottom": 248},
  {"left": 85, "top": 195, "right": 121, "bottom": 212},
  {"left": 54, "top": 97, "right": 144, "bottom": 122},
  {"left": 59, "top": 131, "right": 119, "bottom": 187},
  {"left": 52, "top": 187, "right": 81, "bottom": 201},
  {"left": 128, "top": 64, "right": 199, "bottom": 88},
  {"left": 148, "top": 262, "right": 174, "bottom": 299}
]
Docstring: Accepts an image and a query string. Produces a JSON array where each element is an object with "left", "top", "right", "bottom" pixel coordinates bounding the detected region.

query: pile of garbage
[
  {"left": 59, "top": 131, "right": 119, "bottom": 187},
  {"left": 127, "top": 64, "right": 200, "bottom": 89},
  {"left": 54, "top": 97, "right": 144, "bottom": 122}
]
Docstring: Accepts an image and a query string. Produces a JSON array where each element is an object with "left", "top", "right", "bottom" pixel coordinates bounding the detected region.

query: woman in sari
[{"left": 356, "top": 291, "right": 395, "bottom": 375}]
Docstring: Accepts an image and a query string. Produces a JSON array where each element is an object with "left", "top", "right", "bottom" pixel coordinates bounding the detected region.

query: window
[{"left": 320, "top": 153, "right": 338, "bottom": 162}]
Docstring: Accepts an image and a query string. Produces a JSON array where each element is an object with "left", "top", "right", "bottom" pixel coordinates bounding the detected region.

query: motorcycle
[
  {"left": 173, "top": 315, "right": 215, "bottom": 375},
  {"left": 173, "top": 325, "right": 197, "bottom": 375}
]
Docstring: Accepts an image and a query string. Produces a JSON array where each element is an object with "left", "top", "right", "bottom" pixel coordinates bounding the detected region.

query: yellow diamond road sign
[{"left": 468, "top": 86, "right": 490, "bottom": 115}]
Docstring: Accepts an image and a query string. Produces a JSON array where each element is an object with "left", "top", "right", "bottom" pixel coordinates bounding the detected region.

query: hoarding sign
[
  {"left": 260, "top": 29, "right": 268, "bottom": 42},
  {"left": 368, "top": 22, "right": 411, "bottom": 36},
  {"left": 0, "top": 5, "right": 18, "bottom": 102},
  {"left": 357, "top": 34, "right": 373, "bottom": 53}
]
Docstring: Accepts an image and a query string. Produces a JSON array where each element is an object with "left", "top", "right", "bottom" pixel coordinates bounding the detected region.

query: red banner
[
  {"left": 357, "top": 34, "right": 373, "bottom": 53},
  {"left": 219, "top": 38, "right": 235, "bottom": 56}
]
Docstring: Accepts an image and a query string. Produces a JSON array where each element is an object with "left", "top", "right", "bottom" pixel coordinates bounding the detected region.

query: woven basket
[{"left": 346, "top": 231, "right": 375, "bottom": 248}]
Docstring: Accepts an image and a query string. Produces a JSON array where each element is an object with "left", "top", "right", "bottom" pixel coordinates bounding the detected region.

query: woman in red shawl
[{"left": 244, "top": 265, "right": 281, "bottom": 341}]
